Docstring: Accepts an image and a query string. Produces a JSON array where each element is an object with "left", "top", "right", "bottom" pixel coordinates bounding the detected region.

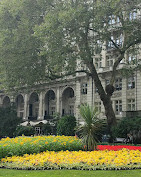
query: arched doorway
[
  {"left": 16, "top": 94, "right": 24, "bottom": 118},
  {"left": 44, "top": 90, "right": 56, "bottom": 119},
  {"left": 2, "top": 96, "right": 11, "bottom": 108},
  {"left": 29, "top": 92, "right": 39, "bottom": 120},
  {"left": 62, "top": 87, "right": 75, "bottom": 116}
]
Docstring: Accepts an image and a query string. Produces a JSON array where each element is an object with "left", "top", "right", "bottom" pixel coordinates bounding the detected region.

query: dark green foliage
[
  {"left": 112, "top": 117, "right": 141, "bottom": 144},
  {"left": 42, "top": 113, "right": 61, "bottom": 135},
  {"left": 14, "top": 125, "right": 35, "bottom": 136},
  {"left": 0, "top": 107, "right": 21, "bottom": 138},
  {"left": 42, "top": 123, "right": 52, "bottom": 135},
  {"left": 57, "top": 115, "right": 76, "bottom": 136}
]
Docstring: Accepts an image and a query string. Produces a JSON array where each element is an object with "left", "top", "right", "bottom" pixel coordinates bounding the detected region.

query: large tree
[
  {"left": 34, "top": 0, "right": 141, "bottom": 135},
  {"left": 0, "top": 0, "right": 141, "bottom": 137},
  {"left": 0, "top": 0, "right": 51, "bottom": 89}
]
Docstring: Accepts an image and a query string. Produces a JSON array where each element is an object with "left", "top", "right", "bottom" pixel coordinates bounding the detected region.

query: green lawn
[{"left": 1, "top": 169, "right": 141, "bottom": 177}]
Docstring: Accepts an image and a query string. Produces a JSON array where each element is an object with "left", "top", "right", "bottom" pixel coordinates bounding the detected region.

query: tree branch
[
  {"left": 47, "top": 69, "right": 92, "bottom": 80},
  {"left": 110, "top": 52, "right": 125, "bottom": 85}
]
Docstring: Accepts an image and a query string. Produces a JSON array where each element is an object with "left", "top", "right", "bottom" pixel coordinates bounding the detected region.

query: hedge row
[{"left": 0, "top": 136, "right": 83, "bottom": 159}]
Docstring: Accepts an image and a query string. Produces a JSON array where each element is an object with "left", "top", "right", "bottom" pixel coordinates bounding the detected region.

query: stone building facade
[{"left": 0, "top": 60, "right": 141, "bottom": 124}]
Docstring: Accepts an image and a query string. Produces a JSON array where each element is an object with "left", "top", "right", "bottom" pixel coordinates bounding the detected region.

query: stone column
[
  {"left": 100, "top": 78, "right": 106, "bottom": 114},
  {"left": 38, "top": 92, "right": 44, "bottom": 120},
  {"left": 136, "top": 71, "right": 141, "bottom": 111},
  {"left": 87, "top": 77, "right": 93, "bottom": 106},
  {"left": 75, "top": 80, "right": 81, "bottom": 123},
  {"left": 23, "top": 94, "right": 29, "bottom": 121},
  {"left": 56, "top": 87, "right": 60, "bottom": 113},
  {"left": 122, "top": 77, "right": 127, "bottom": 112}
]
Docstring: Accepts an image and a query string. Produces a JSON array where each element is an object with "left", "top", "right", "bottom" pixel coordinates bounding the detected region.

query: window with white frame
[
  {"left": 127, "top": 99, "right": 135, "bottom": 111},
  {"left": 107, "top": 34, "right": 123, "bottom": 49},
  {"left": 95, "top": 102, "right": 101, "bottom": 113},
  {"left": 95, "top": 57, "right": 102, "bottom": 68},
  {"left": 115, "top": 34, "right": 123, "bottom": 46},
  {"left": 127, "top": 77, "right": 135, "bottom": 89},
  {"left": 107, "top": 36, "right": 114, "bottom": 49},
  {"left": 106, "top": 56, "right": 113, "bottom": 67},
  {"left": 115, "top": 100, "right": 122, "bottom": 114},
  {"left": 109, "top": 15, "right": 120, "bottom": 25},
  {"left": 81, "top": 83, "right": 87, "bottom": 94},
  {"left": 95, "top": 40, "right": 102, "bottom": 54},
  {"left": 115, "top": 78, "right": 122, "bottom": 91},
  {"left": 35, "top": 127, "right": 41, "bottom": 135},
  {"left": 129, "top": 10, "right": 137, "bottom": 20},
  {"left": 128, "top": 54, "right": 136, "bottom": 64}
]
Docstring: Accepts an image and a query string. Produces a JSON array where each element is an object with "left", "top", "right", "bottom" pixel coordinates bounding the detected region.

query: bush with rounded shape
[
  {"left": 57, "top": 115, "right": 76, "bottom": 136},
  {"left": 42, "top": 123, "right": 52, "bottom": 135},
  {"left": 14, "top": 125, "right": 35, "bottom": 136}
]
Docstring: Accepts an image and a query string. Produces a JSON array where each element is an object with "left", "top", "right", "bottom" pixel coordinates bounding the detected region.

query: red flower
[{"left": 97, "top": 145, "right": 141, "bottom": 151}]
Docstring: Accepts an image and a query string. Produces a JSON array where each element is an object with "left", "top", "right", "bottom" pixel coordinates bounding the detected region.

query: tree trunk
[
  {"left": 102, "top": 95, "right": 116, "bottom": 142},
  {"left": 87, "top": 61, "right": 117, "bottom": 141}
]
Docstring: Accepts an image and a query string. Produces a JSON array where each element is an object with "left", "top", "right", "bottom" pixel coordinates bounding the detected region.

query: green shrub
[
  {"left": 112, "top": 117, "right": 141, "bottom": 144},
  {"left": 0, "top": 136, "right": 83, "bottom": 159},
  {"left": 0, "top": 107, "right": 22, "bottom": 138},
  {"left": 42, "top": 123, "right": 52, "bottom": 135},
  {"left": 14, "top": 126, "right": 35, "bottom": 136},
  {"left": 57, "top": 115, "right": 76, "bottom": 136}
]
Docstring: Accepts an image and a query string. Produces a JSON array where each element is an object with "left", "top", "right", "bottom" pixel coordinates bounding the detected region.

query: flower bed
[
  {"left": 1, "top": 149, "right": 141, "bottom": 170},
  {"left": 0, "top": 136, "right": 82, "bottom": 159},
  {"left": 97, "top": 145, "right": 141, "bottom": 151}
]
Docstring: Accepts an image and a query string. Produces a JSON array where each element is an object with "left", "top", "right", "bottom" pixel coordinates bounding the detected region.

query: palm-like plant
[{"left": 77, "top": 104, "right": 103, "bottom": 151}]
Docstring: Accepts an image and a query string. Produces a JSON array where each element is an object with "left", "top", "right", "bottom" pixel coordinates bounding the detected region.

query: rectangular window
[
  {"left": 127, "top": 77, "right": 135, "bottom": 89},
  {"left": 106, "top": 56, "right": 113, "bottom": 67},
  {"left": 95, "top": 102, "right": 101, "bottom": 113},
  {"left": 115, "top": 100, "right": 122, "bottom": 115},
  {"left": 109, "top": 15, "right": 120, "bottom": 25},
  {"left": 127, "top": 99, "right": 135, "bottom": 111},
  {"left": 115, "top": 78, "right": 122, "bottom": 91},
  {"left": 128, "top": 54, "right": 136, "bottom": 64},
  {"left": 95, "top": 57, "right": 102, "bottom": 68},
  {"left": 81, "top": 83, "right": 87, "bottom": 94},
  {"left": 107, "top": 34, "right": 122, "bottom": 49},
  {"left": 115, "top": 34, "right": 123, "bottom": 46},
  {"left": 95, "top": 40, "right": 102, "bottom": 54},
  {"left": 129, "top": 11, "right": 137, "bottom": 20},
  {"left": 35, "top": 127, "right": 41, "bottom": 135},
  {"left": 107, "top": 36, "right": 114, "bottom": 49}
]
